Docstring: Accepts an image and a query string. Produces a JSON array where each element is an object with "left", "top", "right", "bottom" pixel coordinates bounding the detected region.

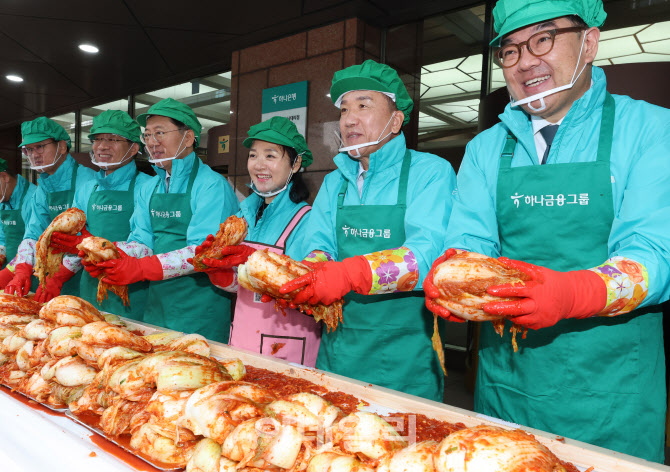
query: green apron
[
  {"left": 1, "top": 182, "right": 29, "bottom": 266},
  {"left": 477, "top": 93, "right": 665, "bottom": 462},
  {"left": 316, "top": 150, "right": 445, "bottom": 401},
  {"left": 142, "top": 158, "right": 232, "bottom": 343},
  {"left": 1, "top": 183, "right": 39, "bottom": 292},
  {"left": 46, "top": 165, "right": 81, "bottom": 297},
  {"left": 80, "top": 173, "right": 148, "bottom": 320}
]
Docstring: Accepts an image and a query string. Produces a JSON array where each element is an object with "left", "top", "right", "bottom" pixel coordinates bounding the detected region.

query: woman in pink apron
[{"left": 194, "top": 117, "right": 321, "bottom": 366}]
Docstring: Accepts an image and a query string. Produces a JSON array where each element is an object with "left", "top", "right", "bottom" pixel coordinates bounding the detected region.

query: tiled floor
[{"left": 442, "top": 367, "right": 474, "bottom": 411}]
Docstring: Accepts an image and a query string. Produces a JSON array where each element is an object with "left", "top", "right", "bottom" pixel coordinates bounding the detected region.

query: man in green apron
[
  {"left": 279, "top": 60, "right": 457, "bottom": 402},
  {"left": 5, "top": 117, "right": 96, "bottom": 299},
  {"left": 425, "top": 0, "right": 670, "bottom": 462},
  {"left": 48, "top": 110, "right": 153, "bottom": 319},
  {"left": 0, "top": 159, "right": 37, "bottom": 288},
  {"left": 91, "top": 99, "right": 239, "bottom": 342}
]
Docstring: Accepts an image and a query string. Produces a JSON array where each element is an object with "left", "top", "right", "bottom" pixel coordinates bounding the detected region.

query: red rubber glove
[
  {"left": 203, "top": 245, "right": 256, "bottom": 269},
  {"left": 96, "top": 252, "right": 163, "bottom": 285},
  {"left": 77, "top": 250, "right": 104, "bottom": 279},
  {"left": 423, "top": 249, "right": 466, "bottom": 323},
  {"left": 278, "top": 256, "right": 371, "bottom": 306},
  {"left": 0, "top": 254, "right": 6, "bottom": 267},
  {"left": 5, "top": 263, "right": 33, "bottom": 297},
  {"left": 0, "top": 267, "right": 15, "bottom": 288},
  {"left": 482, "top": 257, "right": 607, "bottom": 330},
  {"left": 34, "top": 264, "right": 75, "bottom": 303},
  {"left": 189, "top": 235, "right": 256, "bottom": 271},
  {"left": 51, "top": 229, "right": 93, "bottom": 254},
  {"left": 205, "top": 269, "right": 235, "bottom": 289}
]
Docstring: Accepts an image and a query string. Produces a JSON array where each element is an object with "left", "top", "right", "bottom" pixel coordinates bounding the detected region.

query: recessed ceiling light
[
  {"left": 79, "top": 44, "right": 99, "bottom": 54},
  {"left": 6, "top": 75, "right": 23, "bottom": 82}
]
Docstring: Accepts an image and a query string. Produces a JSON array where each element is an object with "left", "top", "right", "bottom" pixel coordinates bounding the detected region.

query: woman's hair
[{"left": 282, "top": 145, "right": 309, "bottom": 203}]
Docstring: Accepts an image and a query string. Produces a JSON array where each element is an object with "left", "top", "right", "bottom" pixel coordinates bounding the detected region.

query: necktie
[
  {"left": 539, "top": 124, "right": 559, "bottom": 165},
  {"left": 165, "top": 176, "right": 170, "bottom": 192},
  {"left": 357, "top": 170, "right": 367, "bottom": 197}
]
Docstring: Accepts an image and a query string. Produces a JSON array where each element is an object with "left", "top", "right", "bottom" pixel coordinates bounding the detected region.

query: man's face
[
  {"left": 143, "top": 115, "right": 194, "bottom": 173},
  {"left": 501, "top": 17, "right": 599, "bottom": 122},
  {"left": 91, "top": 133, "right": 137, "bottom": 173},
  {"left": 22, "top": 138, "right": 65, "bottom": 175},
  {"left": 339, "top": 90, "right": 403, "bottom": 159}
]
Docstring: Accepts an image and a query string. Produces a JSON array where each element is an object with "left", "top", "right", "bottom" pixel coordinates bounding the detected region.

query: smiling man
[
  {"left": 424, "top": 0, "right": 670, "bottom": 462},
  {"left": 48, "top": 110, "right": 154, "bottom": 317},
  {"left": 88, "top": 99, "right": 239, "bottom": 343},
  {"left": 278, "top": 60, "right": 457, "bottom": 401}
]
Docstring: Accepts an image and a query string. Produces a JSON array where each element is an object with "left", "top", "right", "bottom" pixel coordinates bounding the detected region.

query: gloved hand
[
  {"left": 0, "top": 267, "right": 15, "bottom": 288},
  {"left": 191, "top": 235, "right": 256, "bottom": 271},
  {"left": 423, "top": 249, "right": 466, "bottom": 323},
  {"left": 78, "top": 250, "right": 103, "bottom": 279},
  {"left": 259, "top": 260, "right": 326, "bottom": 311},
  {"left": 51, "top": 228, "right": 93, "bottom": 254},
  {"left": 34, "top": 264, "right": 74, "bottom": 303},
  {"left": 483, "top": 257, "right": 607, "bottom": 330},
  {"left": 96, "top": 251, "right": 163, "bottom": 286},
  {"left": 278, "top": 256, "right": 371, "bottom": 306},
  {"left": 5, "top": 263, "right": 33, "bottom": 297},
  {"left": 204, "top": 268, "right": 235, "bottom": 289}
]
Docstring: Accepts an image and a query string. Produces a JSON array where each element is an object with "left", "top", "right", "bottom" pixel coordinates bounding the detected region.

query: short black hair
[
  {"left": 282, "top": 145, "right": 310, "bottom": 204},
  {"left": 566, "top": 14, "right": 588, "bottom": 29}
]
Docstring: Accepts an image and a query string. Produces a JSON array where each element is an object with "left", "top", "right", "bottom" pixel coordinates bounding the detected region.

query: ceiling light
[
  {"left": 79, "top": 44, "right": 99, "bottom": 54},
  {"left": 6, "top": 75, "right": 23, "bottom": 82}
]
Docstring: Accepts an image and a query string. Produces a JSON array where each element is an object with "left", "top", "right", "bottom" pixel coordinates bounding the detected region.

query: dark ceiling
[{"left": 0, "top": 0, "right": 480, "bottom": 130}]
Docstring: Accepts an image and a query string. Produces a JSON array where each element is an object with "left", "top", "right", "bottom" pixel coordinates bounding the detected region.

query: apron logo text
[
  {"left": 341, "top": 225, "right": 391, "bottom": 239},
  {"left": 510, "top": 192, "right": 589, "bottom": 208},
  {"left": 150, "top": 209, "right": 182, "bottom": 218},
  {"left": 92, "top": 204, "right": 123, "bottom": 212}
]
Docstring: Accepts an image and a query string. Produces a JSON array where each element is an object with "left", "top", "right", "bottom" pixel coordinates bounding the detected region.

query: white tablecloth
[{"left": 0, "top": 389, "right": 142, "bottom": 472}]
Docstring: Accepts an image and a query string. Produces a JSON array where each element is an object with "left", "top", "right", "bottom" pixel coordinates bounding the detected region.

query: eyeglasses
[
  {"left": 21, "top": 141, "right": 55, "bottom": 156},
  {"left": 494, "top": 27, "right": 585, "bottom": 68},
  {"left": 140, "top": 129, "right": 184, "bottom": 144},
  {"left": 90, "top": 136, "right": 131, "bottom": 145}
]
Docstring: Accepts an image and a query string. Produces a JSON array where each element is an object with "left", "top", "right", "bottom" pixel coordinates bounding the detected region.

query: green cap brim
[
  {"left": 87, "top": 126, "right": 140, "bottom": 143},
  {"left": 491, "top": 8, "right": 580, "bottom": 46},
  {"left": 18, "top": 133, "right": 57, "bottom": 148},
  {"left": 330, "top": 77, "right": 395, "bottom": 106},
  {"left": 243, "top": 130, "right": 297, "bottom": 150}
]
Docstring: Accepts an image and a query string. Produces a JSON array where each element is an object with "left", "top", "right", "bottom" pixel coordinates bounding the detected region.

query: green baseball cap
[
  {"left": 0, "top": 158, "right": 7, "bottom": 173},
  {"left": 330, "top": 60, "right": 413, "bottom": 126},
  {"left": 88, "top": 110, "right": 142, "bottom": 145},
  {"left": 19, "top": 117, "right": 71, "bottom": 150},
  {"left": 136, "top": 98, "right": 202, "bottom": 146},
  {"left": 243, "top": 116, "right": 313, "bottom": 168},
  {"left": 491, "top": 0, "right": 606, "bottom": 46}
]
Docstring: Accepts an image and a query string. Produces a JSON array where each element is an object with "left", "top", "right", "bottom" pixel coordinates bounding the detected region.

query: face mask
[
  {"left": 250, "top": 154, "right": 302, "bottom": 198},
  {"left": 90, "top": 142, "right": 135, "bottom": 170},
  {"left": 146, "top": 131, "right": 188, "bottom": 168},
  {"left": 30, "top": 144, "right": 64, "bottom": 173},
  {"left": 510, "top": 31, "right": 588, "bottom": 113},
  {"left": 337, "top": 112, "right": 397, "bottom": 158}
]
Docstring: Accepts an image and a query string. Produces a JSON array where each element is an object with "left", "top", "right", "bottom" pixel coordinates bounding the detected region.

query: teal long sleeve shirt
[
  {"left": 306, "top": 132, "right": 457, "bottom": 288},
  {"left": 23, "top": 155, "right": 97, "bottom": 241},
  {"left": 238, "top": 182, "right": 311, "bottom": 260},
  {"left": 126, "top": 152, "right": 240, "bottom": 250},
  {"left": 0, "top": 175, "right": 37, "bottom": 250},
  {"left": 444, "top": 66, "right": 670, "bottom": 308}
]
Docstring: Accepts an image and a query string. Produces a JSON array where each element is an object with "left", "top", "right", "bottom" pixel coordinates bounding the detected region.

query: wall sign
[{"left": 261, "top": 81, "right": 308, "bottom": 136}]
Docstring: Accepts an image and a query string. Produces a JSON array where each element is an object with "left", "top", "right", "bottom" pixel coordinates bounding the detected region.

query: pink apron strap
[{"left": 275, "top": 205, "right": 311, "bottom": 249}]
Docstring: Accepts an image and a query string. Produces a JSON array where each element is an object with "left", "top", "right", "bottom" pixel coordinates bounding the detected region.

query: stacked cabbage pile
[{"left": 0, "top": 293, "right": 573, "bottom": 472}]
